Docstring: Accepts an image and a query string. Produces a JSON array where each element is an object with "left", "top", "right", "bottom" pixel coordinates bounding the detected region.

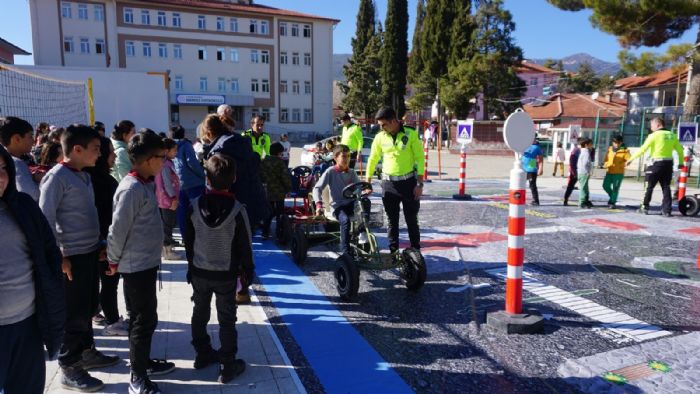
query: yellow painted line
[{"left": 488, "top": 202, "right": 557, "bottom": 219}]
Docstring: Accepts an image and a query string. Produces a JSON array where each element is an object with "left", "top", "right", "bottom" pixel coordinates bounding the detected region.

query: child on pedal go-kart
[{"left": 312, "top": 144, "right": 371, "bottom": 256}]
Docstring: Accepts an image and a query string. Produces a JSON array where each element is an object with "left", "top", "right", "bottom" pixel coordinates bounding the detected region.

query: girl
[
  {"left": 110, "top": 120, "right": 136, "bottom": 182},
  {"left": 156, "top": 138, "right": 181, "bottom": 259}
]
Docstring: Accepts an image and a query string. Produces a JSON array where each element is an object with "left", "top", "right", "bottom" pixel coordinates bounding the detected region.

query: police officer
[
  {"left": 366, "top": 107, "right": 425, "bottom": 253},
  {"left": 626, "top": 117, "right": 684, "bottom": 216},
  {"left": 242, "top": 114, "right": 271, "bottom": 159},
  {"left": 340, "top": 113, "right": 363, "bottom": 168}
]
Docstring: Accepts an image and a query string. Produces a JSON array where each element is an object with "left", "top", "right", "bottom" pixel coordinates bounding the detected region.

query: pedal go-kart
[
  {"left": 291, "top": 181, "right": 427, "bottom": 300},
  {"left": 678, "top": 193, "right": 700, "bottom": 216}
]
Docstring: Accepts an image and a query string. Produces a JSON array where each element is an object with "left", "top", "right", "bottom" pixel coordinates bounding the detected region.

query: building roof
[
  {"left": 523, "top": 93, "right": 627, "bottom": 121},
  {"left": 0, "top": 37, "right": 30, "bottom": 55},
  {"left": 134, "top": 0, "right": 340, "bottom": 23},
  {"left": 517, "top": 60, "right": 560, "bottom": 74},
  {"left": 615, "top": 65, "right": 688, "bottom": 90}
]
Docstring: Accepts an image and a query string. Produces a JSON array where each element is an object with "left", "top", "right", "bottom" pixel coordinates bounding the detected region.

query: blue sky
[{"left": 2, "top": 0, "right": 696, "bottom": 65}]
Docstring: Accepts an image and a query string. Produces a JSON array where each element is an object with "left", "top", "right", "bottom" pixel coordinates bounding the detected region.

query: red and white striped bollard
[
  {"left": 423, "top": 139, "right": 431, "bottom": 182},
  {"left": 506, "top": 159, "right": 526, "bottom": 314},
  {"left": 678, "top": 147, "right": 690, "bottom": 201},
  {"left": 453, "top": 143, "right": 472, "bottom": 200}
]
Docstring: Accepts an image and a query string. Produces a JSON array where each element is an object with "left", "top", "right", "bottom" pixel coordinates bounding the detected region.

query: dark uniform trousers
[
  {"left": 643, "top": 160, "right": 674, "bottom": 214},
  {"left": 381, "top": 177, "right": 420, "bottom": 251}
]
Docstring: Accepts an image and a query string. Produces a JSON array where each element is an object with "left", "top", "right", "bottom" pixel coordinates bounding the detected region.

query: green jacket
[
  {"left": 366, "top": 125, "right": 424, "bottom": 179},
  {"left": 242, "top": 130, "right": 271, "bottom": 159},
  {"left": 340, "top": 123, "right": 363, "bottom": 153},
  {"left": 260, "top": 155, "right": 291, "bottom": 201},
  {"left": 629, "top": 129, "right": 684, "bottom": 162},
  {"left": 110, "top": 138, "right": 131, "bottom": 182}
]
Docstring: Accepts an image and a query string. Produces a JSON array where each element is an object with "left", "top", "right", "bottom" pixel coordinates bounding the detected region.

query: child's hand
[
  {"left": 62, "top": 258, "right": 72, "bottom": 281},
  {"left": 170, "top": 200, "right": 178, "bottom": 210}
]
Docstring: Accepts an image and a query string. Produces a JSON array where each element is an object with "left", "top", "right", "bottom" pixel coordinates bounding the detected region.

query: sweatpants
[
  {"left": 526, "top": 172, "right": 540, "bottom": 203},
  {"left": 578, "top": 175, "right": 591, "bottom": 206},
  {"left": 564, "top": 174, "right": 578, "bottom": 202},
  {"left": 161, "top": 208, "right": 177, "bottom": 246},
  {"left": 122, "top": 267, "right": 158, "bottom": 377},
  {"left": 190, "top": 276, "right": 239, "bottom": 363},
  {"left": 602, "top": 173, "right": 625, "bottom": 205},
  {"left": 0, "top": 315, "right": 45, "bottom": 394}
]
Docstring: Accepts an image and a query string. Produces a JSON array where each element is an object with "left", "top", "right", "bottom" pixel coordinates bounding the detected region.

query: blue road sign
[
  {"left": 457, "top": 119, "right": 473, "bottom": 144},
  {"left": 678, "top": 122, "right": 698, "bottom": 146}
]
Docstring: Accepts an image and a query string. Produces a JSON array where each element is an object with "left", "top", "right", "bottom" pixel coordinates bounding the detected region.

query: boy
[
  {"left": 552, "top": 142, "right": 565, "bottom": 177},
  {"left": 39, "top": 124, "right": 119, "bottom": 392},
  {"left": 0, "top": 116, "right": 40, "bottom": 201},
  {"left": 184, "top": 153, "right": 253, "bottom": 383},
  {"left": 521, "top": 138, "right": 544, "bottom": 206},
  {"left": 602, "top": 135, "right": 630, "bottom": 209},
  {"left": 577, "top": 138, "right": 594, "bottom": 208},
  {"left": 260, "top": 142, "right": 291, "bottom": 239},
  {"left": 107, "top": 132, "right": 175, "bottom": 394},
  {"left": 313, "top": 144, "right": 369, "bottom": 256}
]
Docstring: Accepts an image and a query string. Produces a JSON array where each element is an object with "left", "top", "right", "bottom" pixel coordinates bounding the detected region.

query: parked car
[{"left": 300, "top": 135, "right": 382, "bottom": 177}]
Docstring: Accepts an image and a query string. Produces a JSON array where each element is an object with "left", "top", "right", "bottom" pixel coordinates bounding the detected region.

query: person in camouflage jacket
[{"left": 260, "top": 142, "right": 291, "bottom": 238}]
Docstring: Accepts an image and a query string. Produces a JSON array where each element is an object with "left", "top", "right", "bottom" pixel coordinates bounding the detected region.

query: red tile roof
[
  {"left": 0, "top": 37, "right": 30, "bottom": 55},
  {"left": 132, "top": 0, "right": 340, "bottom": 23},
  {"left": 524, "top": 93, "right": 626, "bottom": 121},
  {"left": 517, "top": 60, "right": 560, "bottom": 74},
  {"left": 615, "top": 65, "right": 688, "bottom": 90}
]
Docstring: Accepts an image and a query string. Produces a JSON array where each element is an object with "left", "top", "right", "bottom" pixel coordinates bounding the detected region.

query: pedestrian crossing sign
[
  {"left": 457, "top": 119, "right": 473, "bottom": 144},
  {"left": 678, "top": 122, "right": 698, "bottom": 146}
]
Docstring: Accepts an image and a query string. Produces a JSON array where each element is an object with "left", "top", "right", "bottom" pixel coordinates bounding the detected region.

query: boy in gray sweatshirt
[
  {"left": 107, "top": 132, "right": 174, "bottom": 394},
  {"left": 0, "top": 116, "right": 40, "bottom": 201},
  {"left": 39, "top": 125, "right": 119, "bottom": 392},
  {"left": 577, "top": 138, "right": 593, "bottom": 208}
]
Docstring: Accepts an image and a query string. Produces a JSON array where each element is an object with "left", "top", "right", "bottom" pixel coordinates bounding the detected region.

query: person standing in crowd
[
  {"left": 40, "top": 125, "right": 119, "bottom": 392},
  {"left": 217, "top": 104, "right": 237, "bottom": 132},
  {"left": 602, "top": 135, "right": 630, "bottom": 209},
  {"left": 111, "top": 120, "right": 136, "bottom": 182},
  {"left": 184, "top": 153, "right": 254, "bottom": 384},
  {"left": 577, "top": 138, "right": 594, "bottom": 208},
  {"left": 366, "top": 107, "right": 424, "bottom": 253},
  {"left": 626, "top": 117, "right": 684, "bottom": 216},
  {"left": 93, "top": 121, "right": 106, "bottom": 137},
  {"left": 171, "top": 125, "right": 206, "bottom": 240},
  {"left": 260, "top": 142, "right": 291, "bottom": 239},
  {"left": 0, "top": 117, "right": 40, "bottom": 202},
  {"left": 279, "top": 134, "right": 291, "bottom": 168},
  {"left": 242, "top": 115, "right": 271, "bottom": 159},
  {"left": 340, "top": 113, "right": 363, "bottom": 168},
  {"left": 0, "top": 145, "right": 65, "bottom": 394},
  {"left": 552, "top": 142, "right": 565, "bottom": 177},
  {"left": 156, "top": 138, "right": 181, "bottom": 260},
  {"left": 107, "top": 132, "right": 175, "bottom": 394},
  {"left": 521, "top": 138, "right": 544, "bottom": 206},
  {"left": 563, "top": 137, "right": 583, "bottom": 206}
]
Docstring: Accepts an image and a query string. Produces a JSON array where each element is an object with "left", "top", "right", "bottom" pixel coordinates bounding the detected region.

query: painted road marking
[
  {"left": 580, "top": 218, "right": 646, "bottom": 231},
  {"left": 488, "top": 202, "right": 557, "bottom": 218},
  {"left": 485, "top": 267, "right": 673, "bottom": 342},
  {"left": 446, "top": 283, "right": 491, "bottom": 293},
  {"left": 677, "top": 227, "right": 700, "bottom": 236},
  {"left": 254, "top": 239, "right": 412, "bottom": 393}
]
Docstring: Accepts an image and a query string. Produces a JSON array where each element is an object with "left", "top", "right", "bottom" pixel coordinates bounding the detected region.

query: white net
[{"left": 0, "top": 64, "right": 88, "bottom": 127}]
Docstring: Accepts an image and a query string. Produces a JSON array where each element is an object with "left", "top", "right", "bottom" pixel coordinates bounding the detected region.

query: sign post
[
  {"left": 453, "top": 119, "right": 473, "bottom": 200},
  {"left": 486, "top": 109, "right": 544, "bottom": 334}
]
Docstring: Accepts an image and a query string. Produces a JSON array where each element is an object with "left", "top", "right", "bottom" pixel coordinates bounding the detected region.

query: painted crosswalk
[{"left": 485, "top": 267, "right": 673, "bottom": 342}]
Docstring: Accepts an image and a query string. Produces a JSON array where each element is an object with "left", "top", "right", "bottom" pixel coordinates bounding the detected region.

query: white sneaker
[
  {"left": 162, "top": 245, "right": 179, "bottom": 260},
  {"left": 103, "top": 318, "right": 129, "bottom": 336}
]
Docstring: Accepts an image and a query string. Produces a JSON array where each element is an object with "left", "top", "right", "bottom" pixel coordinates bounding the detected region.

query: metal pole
[{"left": 636, "top": 111, "right": 647, "bottom": 182}]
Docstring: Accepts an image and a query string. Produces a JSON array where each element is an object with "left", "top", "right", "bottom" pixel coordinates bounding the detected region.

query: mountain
[
  {"left": 333, "top": 54, "right": 351, "bottom": 81},
  {"left": 530, "top": 53, "right": 620, "bottom": 75}
]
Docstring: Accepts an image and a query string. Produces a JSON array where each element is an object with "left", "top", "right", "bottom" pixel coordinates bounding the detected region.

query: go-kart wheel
[
  {"left": 401, "top": 248, "right": 427, "bottom": 291},
  {"left": 342, "top": 181, "right": 373, "bottom": 199},
  {"left": 335, "top": 254, "right": 359, "bottom": 301},
  {"left": 679, "top": 195, "right": 700, "bottom": 216},
  {"left": 291, "top": 166, "right": 313, "bottom": 178},
  {"left": 291, "top": 226, "right": 308, "bottom": 265},
  {"left": 276, "top": 214, "right": 293, "bottom": 245}
]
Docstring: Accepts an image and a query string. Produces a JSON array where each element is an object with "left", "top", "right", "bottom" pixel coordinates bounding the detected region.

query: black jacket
[{"left": 0, "top": 145, "right": 65, "bottom": 359}]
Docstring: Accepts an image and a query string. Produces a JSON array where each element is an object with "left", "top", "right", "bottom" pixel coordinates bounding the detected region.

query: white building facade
[{"left": 29, "top": 0, "right": 338, "bottom": 138}]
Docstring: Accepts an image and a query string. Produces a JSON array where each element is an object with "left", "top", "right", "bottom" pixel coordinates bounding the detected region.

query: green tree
[
  {"left": 381, "top": 0, "right": 409, "bottom": 117},
  {"left": 543, "top": 58, "right": 558, "bottom": 70},
  {"left": 617, "top": 50, "right": 665, "bottom": 76},
  {"left": 407, "top": 0, "right": 433, "bottom": 114},
  {"left": 340, "top": 0, "right": 376, "bottom": 98},
  {"left": 559, "top": 62, "right": 600, "bottom": 93},
  {"left": 419, "top": 0, "right": 460, "bottom": 95},
  {"left": 663, "top": 43, "right": 695, "bottom": 107}
]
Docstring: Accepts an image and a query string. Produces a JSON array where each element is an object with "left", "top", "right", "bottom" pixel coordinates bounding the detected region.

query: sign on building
[
  {"left": 678, "top": 122, "right": 698, "bottom": 146},
  {"left": 569, "top": 124, "right": 581, "bottom": 143},
  {"left": 176, "top": 94, "right": 226, "bottom": 106},
  {"left": 457, "top": 119, "right": 474, "bottom": 144}
]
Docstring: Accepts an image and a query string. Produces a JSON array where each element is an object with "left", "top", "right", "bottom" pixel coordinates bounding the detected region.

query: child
[
  {"left": 564, "top": 137, "right": 584, "bottom": 206},
  {"left": 552, "top": 142, "right": 565, "bottom": 177},
  {"left": 521, "top": 138, "right": 543, "bottom": 206},
  {"left": 39, "top": 125, "right": 119, "bottom": 392},
  {"left": 602, "top": 135, "right": 630, "bottom": 209},
  {"left": 184, "top": 153, "right": 254, "bottom": 383},
  {"left": 110, "top": 120, "right": 136, "bottom": 182},
  {"left": 312, "top": 144, "right": 369, "bottom": 256},
  {"left": 260, "top": 142, "right": 291, "bottom": 239},
  {"left": 29, "top": 141, "right": 63, "bottom": 183},
  {"left": 279, "top": 134, "right": 291, "bottom": 167},
  {"left": 156, "top": 138, "right": 180, "bottom": 259},
  {"left": 577, "top": 138, "right": 594, "bottom": 208},
  {"left": 0, "top": 116, "right": 39, "bottom": 201},
  {"left": 107, "top": 132, "right": 175, "bottom": 394}
]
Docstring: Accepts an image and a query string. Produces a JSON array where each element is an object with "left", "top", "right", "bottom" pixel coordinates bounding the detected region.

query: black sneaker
[
  {"left": 608, "top": 203, "right": 616, "bottom": 209},
  {"left": 563, "top": 200, "right": 568, "bottom": 206},
  {"left": 129, "top": 374, "right": 161, "bottom": 394},
  {"left": 61, "top": 366, "right": 104, "bottom": 392},
  {"left": 662, "top": 211, "right": 672, "bottom": 217},
  {"left": 194, "top": 348, "right": 219, "bottom": 369},
  {"left": 80, "top": 347, "right": 119, "bottom": 370},
  {"left": 218, "top": 359, "right": 246, "bottom": 384},
  {"left": 92, "top": 313, "right": 105, "bottom": 326},
  {"left": 146, "top": 359, "right": 176, "bottom": 376},
  {"left": 529, "top": 201, "right": 540, "bottom": 206},
  {"left": 637, "top": 207, "right": 649, "bottom": 215}
]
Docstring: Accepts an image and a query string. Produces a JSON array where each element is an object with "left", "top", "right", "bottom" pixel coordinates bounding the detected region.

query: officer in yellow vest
[
  {"left": 242, "top": 114, "right": 271, "bottom": 159},
  {"left": 339, "top": 113, "right": 364, "bottom": 168},
  {"left": 366, "top": 107, "right": 425, "bottom": 252},
  {"left": 626, "top": 117, "right": 684, "bottom": 216}
]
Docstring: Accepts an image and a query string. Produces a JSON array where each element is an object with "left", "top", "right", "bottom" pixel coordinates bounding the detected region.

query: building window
[
  {"left": 292, "top": 52, "right": 299, "bottom": 66},
  {"left": 173, "top": 44, "right": 182, "bottom": 59},
  {"left": 199, "top": 77, "right": 208, "bottom": 92},
  {"left": 530, "top": 77, "right": 537, "bottom": 86},
  {"left": 249, "top": 20, "right": 257, "bottom": 33},
  {"left": 261, "top": 50, "right": 269, "bottom": 64},
  {"left": 304, "top": 81, "right": 311, "bottom": 95},
  {"left": 198, "top": 15, "right": 206, "bottom": 30},
  {"left": 218, "top": 77, "right": 226, "bottom": 93},
  {"left": 291, "top": 24, "right": 299, "bottom": 37},
  {"left": 292, "top": 80, "right": 299, "bottom": 95},
  {"left": 304, "top": 52, "right": 311, "bottom": 66},
  {"left": 80, "top": 38, "right": 90, "bottom": 54},
  {"left": 141, "top": 10, "right": 150, "bottom": 25},
  {"left": 280, "top": 80, "right": 288, "bottom": 94},
  {"left": 62, "top": 2, "right": 72, "bottom": 19},
  {"left": 250, "top": 49, "right": 259, "bottom": 63},
  {"left": 261, "top": 79, "right": 269, "bottom": 93},
  {"left": 123, "top": 8, "right": 133, "bottom": 23},
  {"left": 217, "top": 48, "right": 224, "bottom": 61},
  {"left": 216, "top": 17, "right": 224, "bottom": 31},
  {"left": 251, "top": 108, "right": 260, "bottom": 118},
  {"left": 261, "top": 108, "right": 270, "bottom": 122},
  {"left": 174, "top": 76, "right": 183, "bottom": 91},
  {"left": 280, "top": 108, "right": 288, "bottom": 122},
  {"left": 77, "top": 4, "right": 88, "bottom": 20},
  {"left": 95, "top": 39, "right": 105, "bottom": 54},
  {"left": 172, "top": 13, "right": 181, "bottom": 27},
  {"left": 260, "top": 20, "right": 268, "bottom": 35},
  {"left": 94, "top": 4, "right": 104, "bottom": 21},
  {"left": 304, "top": 109, "right": 312, "bottom": 122},
  {"left": 279, "top": 22, "right": 287, "bottom": 36},
  {"left": 125, "top": 41, "right": 135, "bottom": 56},
  {"left": 230, "top": 78, "right": 239, "bottom": 93},
  {"left": 198, "top": 47, "right": 207, "bottom": 60},
  {"left": 280, "top": 51, "right": 288, "bottom": 65},
  {"left": 158, "top": 43, "right": 167, "bottom": 58},
  {"left": 157, "top": 11, "right": 166, "bottom": 26},
  {"left": 230, "top": 48, "right": 239, "bottom": 63},
  {"left": 142, "top": 42, "right": 151, "bottom": 57},
  {"left": 63, "top": 37, "right": 74, "bottom": 53},
  {"left": 251, "top": 79, "right": 259, "bottom": 93},
  {"left": 292, "top": 109, "right": 300, "bottom": 123},
  {"left": 303, "top": 24, "right": 311, "bottom": 38}
]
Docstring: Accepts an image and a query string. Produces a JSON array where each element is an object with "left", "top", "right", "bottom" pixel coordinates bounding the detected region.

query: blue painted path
[{"left": 253, "top": 239, "right": 413, "bottom": 394}]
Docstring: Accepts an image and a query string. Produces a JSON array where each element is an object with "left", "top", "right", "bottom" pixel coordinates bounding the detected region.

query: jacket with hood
[
  {"left": 603, "top": 145, "right": 631, "bottom": 175},
  {"left": 173, "top": 139, "right": 205, "bottom": 191},
  {"left": 0, "top": 145, "right": 65, "bottom": 360},
  {"left": 110, "top": 138, "right": 131, "bottom": 182}
]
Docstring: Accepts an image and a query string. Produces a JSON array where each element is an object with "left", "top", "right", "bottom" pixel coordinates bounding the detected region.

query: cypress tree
[
  {"left": 381, "top": 0, "right": 409, "bottom": 117},
  {"left": 406, "top": 0, "right": 433, "bottom": 114},
  {"left": 420, "top": 0, "right": 459, "bottom": 88}
]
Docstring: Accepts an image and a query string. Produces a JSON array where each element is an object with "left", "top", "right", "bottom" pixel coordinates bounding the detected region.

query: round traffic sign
[{"left": 503, "top": 110, "right": 535, "bottom": 154}]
